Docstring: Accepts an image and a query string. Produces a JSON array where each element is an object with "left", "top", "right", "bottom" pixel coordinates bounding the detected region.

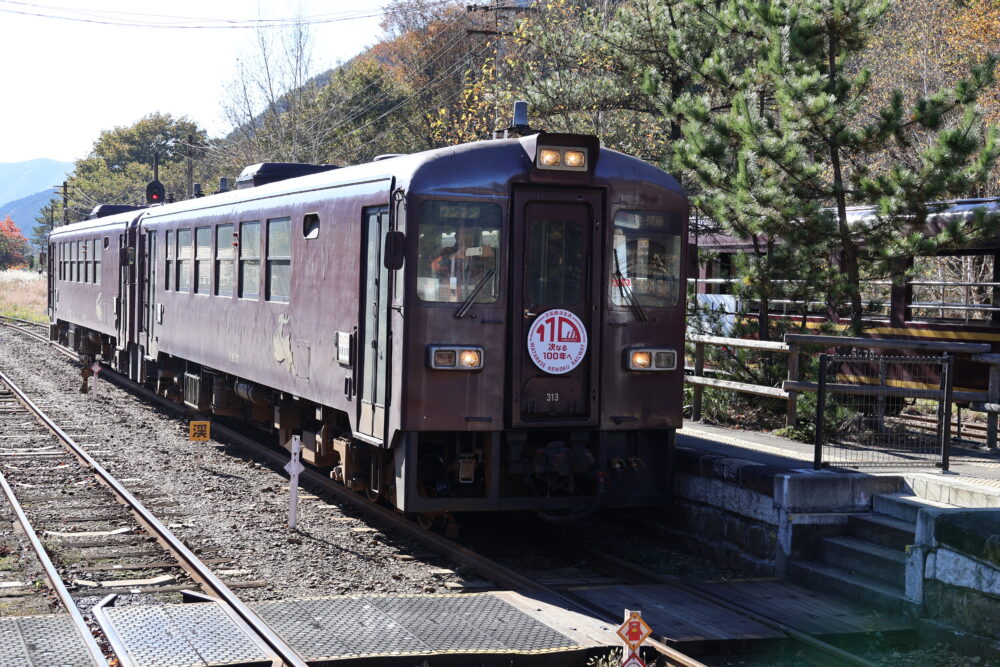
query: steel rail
[
  {"left": 0, "top": 369, "right": 307, "bottom": 667},
  {"left": 0, "top": 469, "right": 109, "bottom": 666}
]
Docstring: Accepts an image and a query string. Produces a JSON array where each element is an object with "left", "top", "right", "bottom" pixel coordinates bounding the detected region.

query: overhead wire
[
  {"left": 307, "top": 11, "right": 475, "bottom": 138},
  {"left": 0, "top": 0, "right": 455, "bottom": 29}
]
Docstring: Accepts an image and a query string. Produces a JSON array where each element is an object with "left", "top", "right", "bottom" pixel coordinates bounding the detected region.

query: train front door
[
  {"left": 510, "top": 189, "right": 602, "bottom": 427},
  {"left": 359, "top": 205, "right": 391, "bottom": 440}
]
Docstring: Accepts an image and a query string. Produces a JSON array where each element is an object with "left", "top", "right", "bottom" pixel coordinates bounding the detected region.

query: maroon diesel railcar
[{"left": 48, "top": 130, "right": 688, "bottom": 515}]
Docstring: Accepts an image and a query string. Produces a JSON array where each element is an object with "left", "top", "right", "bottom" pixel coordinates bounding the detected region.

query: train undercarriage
[{"left": 52, "top": 319, "right": 674, "bottom": 519}]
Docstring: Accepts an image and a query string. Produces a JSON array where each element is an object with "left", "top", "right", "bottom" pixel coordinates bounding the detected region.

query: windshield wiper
[
  {"left": 454, "top": 268, "right": 496, "bottom": 319},
  {"left": 613, "top": 253, "right": 648, "bottom": 322}
]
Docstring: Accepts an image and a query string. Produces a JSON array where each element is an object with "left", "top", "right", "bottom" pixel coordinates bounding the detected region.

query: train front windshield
[
  {"left": 416, "top": 201, "right": 502, "bottom": 304},
  {"left": 610, "top": 209, "right": 683, "bottom": 308}
]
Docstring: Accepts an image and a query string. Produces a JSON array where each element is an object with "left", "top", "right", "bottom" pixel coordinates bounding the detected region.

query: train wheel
[{"left": 413, "top": 511, "right": 450, "bottom": 533}]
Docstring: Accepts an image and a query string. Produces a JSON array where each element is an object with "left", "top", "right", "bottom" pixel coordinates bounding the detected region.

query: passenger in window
[{"left": 430, "top": 226, "right": 494, "bottom": 280}]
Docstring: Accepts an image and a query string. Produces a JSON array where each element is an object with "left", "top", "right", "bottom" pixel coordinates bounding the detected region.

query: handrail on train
[{"left": 685, "top": 333, "right": 1000, "bottom": 449}]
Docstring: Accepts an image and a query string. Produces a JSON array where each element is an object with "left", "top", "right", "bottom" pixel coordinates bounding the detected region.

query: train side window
[
  {"left": 58, "top": 243, "right": 64, "bottom": 281},
  {"left": 73, "top": 240, "right": 79, "bottom": 282},
  {"left": 266, "top": 217, "right": 291, "bottom": 302},
  {"left": 177, "top": 228, "right": 193, "bottom": 293},
  {"left": 165, "top": 230, "right": 174, "bottom": 290},
  {"left": 88, "top": 238, "right": 96, "bottom": 283},
  {"left": 194, "top": 226, "right": 212, "bottom": 294},
  {"left": 93, "top": 238, "right": 101, "bottom": 285},
  {"left": 215, "top": 224, "right": 234, "bottom": 296},
  {"left": 303, "top": 213, "right": 320, "bottom": 240},
  {"left": 239, "top": 221, "right": 261, "bottom": 299}
]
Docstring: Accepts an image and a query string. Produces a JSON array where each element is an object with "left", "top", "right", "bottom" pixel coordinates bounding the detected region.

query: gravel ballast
[{"left": 0, "top": 328, "right": 454, "bottom": 603}]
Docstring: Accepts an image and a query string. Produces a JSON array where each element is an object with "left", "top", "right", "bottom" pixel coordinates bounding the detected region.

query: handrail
[{"left": 685, "top": 332, "right": 1000, "bottom": 447}]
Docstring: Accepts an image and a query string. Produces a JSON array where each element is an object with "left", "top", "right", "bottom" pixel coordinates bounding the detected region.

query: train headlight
[
  {"left": 626, "top": 347, "right": 676, "bottom": 371},
  {"left": 428, "top": 345, "right": 484, "bottom": 370},
  {"left": 538, "top": 149, "right": 562, "bottom": 167},
  {"left": 536, "top": 146, "right": 588, "bottom": 171},
  {"left": 564, "top": 150, "right": 586, "bottom": 168},
  {"left": 459, "top": 349, "right": 482, "bottom": 368}
]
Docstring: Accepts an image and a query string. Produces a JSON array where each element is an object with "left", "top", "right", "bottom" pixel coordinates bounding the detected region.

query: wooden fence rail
[{"left": 684, "top": 332, "right": 999, "bottom": 448}]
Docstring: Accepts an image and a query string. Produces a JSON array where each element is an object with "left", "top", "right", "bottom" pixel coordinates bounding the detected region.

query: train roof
[
  {"left": 50, "top": 133, "right": 683, "bottom": 239},
  {"left": 694, "top": 197, "right": 1000, "bottom": 252}
]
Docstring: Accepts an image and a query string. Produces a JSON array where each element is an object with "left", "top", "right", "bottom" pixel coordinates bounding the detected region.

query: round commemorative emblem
[{"left": 526, "top": 308, "right": 588, "bottom": 374}]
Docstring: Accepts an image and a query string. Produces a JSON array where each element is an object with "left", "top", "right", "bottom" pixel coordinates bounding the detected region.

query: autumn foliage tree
[{"left": 0, "top": 216, "right": 29, "bottom": 270}]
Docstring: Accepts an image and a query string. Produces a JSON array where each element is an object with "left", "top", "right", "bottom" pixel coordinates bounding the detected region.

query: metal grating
[
  {"left": 252, "top": 592, "right": 582, "bottom": 659},
  {"left": 816, "top": 353, "right": 954, "bottom": 470},
  {"left": 0, "top": 615, "right": 100, "bottom": 666},
  {"left": 103, "top": 603, "right": 270, "bottom": 666}
]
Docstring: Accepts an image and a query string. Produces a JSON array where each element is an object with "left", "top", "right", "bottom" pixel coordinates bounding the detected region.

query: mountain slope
[
  {"left": 0, "top": 158, "right": 73, "bottom": 209},
  {"left": 0, "top": 190, "right": 56, "bottom": 242}
]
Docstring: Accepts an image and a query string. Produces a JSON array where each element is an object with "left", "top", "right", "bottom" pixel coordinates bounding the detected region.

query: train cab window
[
  {"left": 215, "top": 224, "right": 234, "bottom": 296},
  {"left": 417, "top": 201, "right": 501, "bottom": 303},
  {"left": 84, "top": 239, "right": 91, "bottom": 283},
  {"left": 194, "top": 226, "right": 212, "bottom": 294},
  {"left": 303, "top": 213, "right": 320, "bottom": 240},
  {"left": 239, "top": 221, "right": 261, "bottom": 299},
  {"left": 526, "top": 219, "right": 583, "bottom": 305},
  {"left": 93, "top": 238, "right": 101, "bottom": 285},
  {"left": 609, "top": 210, "right": 682, "bottom": 308},
  {"left": 177, "top": 228, "right": 193, "bottom": 292},
  {"left": 165, "top": 230, "right": 174, "bottom": 290},
  {"left": 58, "top": 243, "right": 64, "bottom": 281},
  {"left": 266, "top": 217, "right": 291, "bottom": 302}
]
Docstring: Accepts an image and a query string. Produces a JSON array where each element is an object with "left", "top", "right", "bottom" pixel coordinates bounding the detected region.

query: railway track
[
  {"left": 0, "top": 366, "right": 307, "bottom": 666},
  {"left": 0, "top": 317, "right": 882, "bottom": 667}
]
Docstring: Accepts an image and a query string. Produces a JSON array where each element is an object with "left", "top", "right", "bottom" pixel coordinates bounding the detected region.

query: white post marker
[
  {"left": 90, "top": 362, "right": 101, "bottom": 396},
  {"left": 616, "top": 609, "right": 652, "bottom": 667},
  {"left": 284, "top": 435, "right": 305, "bottom": 530}
]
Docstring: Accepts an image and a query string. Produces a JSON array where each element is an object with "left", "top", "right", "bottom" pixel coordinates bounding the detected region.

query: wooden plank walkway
[
  {"left": 564, "top": 579, "right": 912, "bottom": 655},
  {"left": 689, "top": 579, "right": 911, "bottom": 637}
]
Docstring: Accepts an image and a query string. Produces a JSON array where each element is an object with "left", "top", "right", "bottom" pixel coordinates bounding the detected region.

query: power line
[{"left": 0, "top": 0, "right": 456, "bottom": 29}]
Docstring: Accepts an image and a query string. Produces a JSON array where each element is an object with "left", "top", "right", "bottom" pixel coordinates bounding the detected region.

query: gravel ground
[{"left": 0, "top": 328, "right": 455, "bottom": 605}]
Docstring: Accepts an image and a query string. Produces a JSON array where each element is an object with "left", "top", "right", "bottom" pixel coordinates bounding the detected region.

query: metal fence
[{"left": 814, "top": 353, "right": 954, "bottom": 470}]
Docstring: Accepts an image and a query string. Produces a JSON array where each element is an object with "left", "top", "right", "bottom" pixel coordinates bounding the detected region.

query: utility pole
[
  {"left": 466, "top": 1, "right": 531, "bottom": 134},
  {"left": 186, "top": 134, "right": 194, "bottom": 198},
  {"left": 52, "top": 182, "right": 69, "bottom": 226}
]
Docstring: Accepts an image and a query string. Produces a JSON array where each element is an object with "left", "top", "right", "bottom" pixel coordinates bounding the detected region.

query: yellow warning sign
[{"left": 189, "top": 421, "right": 211, "bottom": 441}]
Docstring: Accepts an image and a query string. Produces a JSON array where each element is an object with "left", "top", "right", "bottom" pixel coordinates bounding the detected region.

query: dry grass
[{"left": 0, "top": 270, "right": 47, "bottom": 323}]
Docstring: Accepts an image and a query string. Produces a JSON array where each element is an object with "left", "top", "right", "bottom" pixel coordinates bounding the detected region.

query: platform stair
[{"left": 786, "top": 492, "right": 954, "bottom": 615}]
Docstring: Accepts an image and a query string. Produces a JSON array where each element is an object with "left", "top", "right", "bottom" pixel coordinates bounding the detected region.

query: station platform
[
  {"left": 678, "top": 420, "right": 1000, "bottom": 498},
  {"left": 0, "top": 614, "right": 100, "bottom": 666}
]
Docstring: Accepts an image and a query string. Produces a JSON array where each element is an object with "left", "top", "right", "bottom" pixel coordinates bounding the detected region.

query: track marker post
[
  {"left": 285, "top": 435, "right": 304, "bottom": 530},
  {"left": 616, "top": 609, "right": 651, "bottom": 666}
]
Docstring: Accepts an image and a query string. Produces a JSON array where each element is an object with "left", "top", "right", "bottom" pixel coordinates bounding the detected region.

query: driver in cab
[{"left": 430, "top": 226, "right": 494, "bottom": 280}]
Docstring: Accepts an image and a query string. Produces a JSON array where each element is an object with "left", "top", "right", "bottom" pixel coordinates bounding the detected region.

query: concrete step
[
  {"left": 873, "top": 492, "right": 955, "bottom": 523},
  {"left": 847, "top": 514, "right": 914, "bottom": 550},
  {"left": 819, "top": 536, "right": 906, "bottom": 586},
  {"left": 786, "top": 560, "right": 912, "bottom": 615},
  {"left": 906, "top": 475, "right": 1000, "bottom": 509}
]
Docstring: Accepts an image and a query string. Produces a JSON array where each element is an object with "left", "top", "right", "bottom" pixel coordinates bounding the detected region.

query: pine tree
[{"left": 673, "top": 0, "right": 999, "bottom": 335}]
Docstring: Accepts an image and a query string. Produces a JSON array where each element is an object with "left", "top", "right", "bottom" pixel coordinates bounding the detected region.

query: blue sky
[{"left": 0, "top": 1, "right": 388, "bottom": 163}]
